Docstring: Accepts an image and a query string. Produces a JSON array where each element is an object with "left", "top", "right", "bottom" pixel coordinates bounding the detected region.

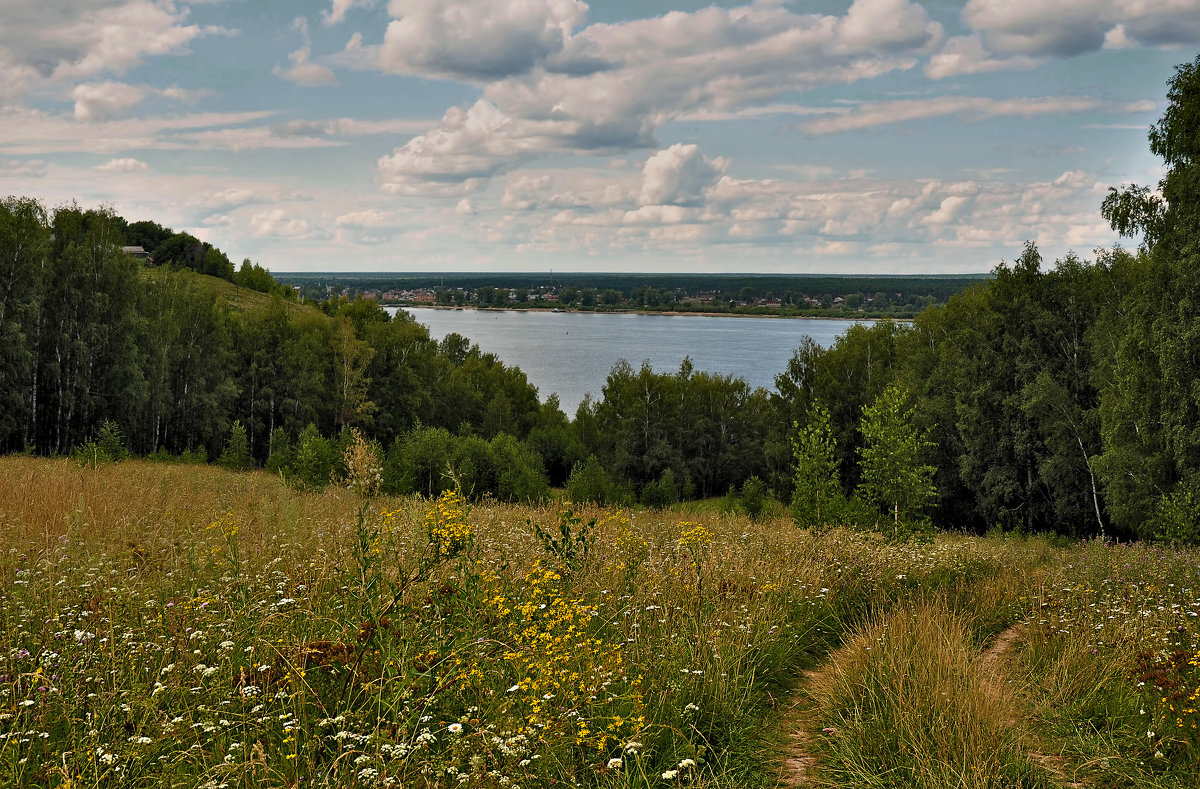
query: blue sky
[{"left": 0, "top": 0, "right": 1194, "bottom": 273}]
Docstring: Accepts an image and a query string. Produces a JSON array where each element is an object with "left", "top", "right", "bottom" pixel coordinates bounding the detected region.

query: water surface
[{"left": 390, "top": 307, "right": 863, "bottom": 415}]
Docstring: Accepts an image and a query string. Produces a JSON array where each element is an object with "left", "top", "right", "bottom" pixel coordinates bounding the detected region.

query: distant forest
[
  {"left": 279, "top": 272, "right": 987, "bottom": 318},
  {"left": 2, "top": 54, "right": 1199, "bottom": 543}
]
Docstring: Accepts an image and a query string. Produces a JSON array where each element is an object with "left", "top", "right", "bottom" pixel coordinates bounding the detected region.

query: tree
[
  {"left": 1101, "top": 54, "right": 1200, "bottom": 253},
  {"left": 790, "top": 402, "right": 845, "bottom": 528},
  {"left": 857, "top": 386, "right": 937, "bottom": 533},
  {"left": 219, "top": 421, "right": 253, "bottom": 471}
]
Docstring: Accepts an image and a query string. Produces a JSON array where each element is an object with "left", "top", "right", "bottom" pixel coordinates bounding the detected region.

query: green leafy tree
[
  {"left": 857, "top": 386, "right": 937, "bottom": 534},
  {"left": 790, "top": 402, "right": 845, "bottom": 528},
  {"left": 219, "top": 421, "right": 253, "bottom": 471}
]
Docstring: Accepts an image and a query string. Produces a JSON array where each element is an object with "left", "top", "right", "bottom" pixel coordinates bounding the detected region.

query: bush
[
  {"left": 567, "top": 456, "right": 623, "bottom": 507},
  {"left": 264, "top": 428, "right": 291, "bottom": 475},
  {"left": 218, "top": 421, "right": 253, "bottom": 471},
  {"left": 739, "top": 475, "right": 771, "bottom": 521},
  {"left": 95, "top": 420, "right": 129, "bottom": 461},
  {"left": 287, "top": 424, "right": 337, "bottom": 490},
  {"left": 640, "top": 468, "right": 679, "bottom": 510},
  {"left": 1149, "top": 477, "right": 1200, "bottom": 545},
  {"left": 492, "top": 434, "right": 550, "bottom": 503},
  {"left": 397, "top": 427, "right": 455, "bottom": 497},
  {"left": 450, "top": 435, "right": 498, "bottom": 499}
]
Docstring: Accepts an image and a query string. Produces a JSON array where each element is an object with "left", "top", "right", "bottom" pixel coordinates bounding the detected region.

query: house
[{"left": 122, "top": 246, "right": 151, "bottom": 261}]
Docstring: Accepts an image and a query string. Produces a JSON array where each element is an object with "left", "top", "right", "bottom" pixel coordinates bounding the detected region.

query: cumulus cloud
[
  {"left": 73, "top": 81, "right": 149, "bottom": 121},
  {"left": 378, "top": 0, "right": 587, "bottom": 80},
  {"left": 95, "top": 157, "right": 149, "bottom": 172},
  {"left": 274, "top": 48, "right": 338, "bottom": 85},
  {"left": 930, "top": 0, "right": 1200, "bottom": 77},
  {"left": 0, "top": 158, "right": 47, "bottom": 177},
  {"left": 797, "top": 95, "right": 1156, "bottom": 134},
  {"left": 324, "top": 0, "right": 376, "bottom": 26},
  {"left": 336, "top": 208, "right": 396, "bottom": 227},
  {"left": 250, "top": 208, "right": 319, "bottom": 239},
  {"left": 376, "top": 0, "right": 944, "bottom": 192},
  {"left": 639, "top": 144, "right": 726, "bottom": 206},
  {"left": 0, "top": 1, "right": 228, "bottom": 97}
]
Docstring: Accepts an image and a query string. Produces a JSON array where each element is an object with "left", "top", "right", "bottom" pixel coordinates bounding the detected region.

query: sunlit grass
[{"left": 2, "top": 456, "right": 1197, "bottom": 787}]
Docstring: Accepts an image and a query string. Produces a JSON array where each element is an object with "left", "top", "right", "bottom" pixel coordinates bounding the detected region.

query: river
[{"left": 387, "top": 307, "right": 864, "bottom": 415}]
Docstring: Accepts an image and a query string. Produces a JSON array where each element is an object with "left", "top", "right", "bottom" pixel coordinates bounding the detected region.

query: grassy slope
[{"left": 0, "top": 457, "right": 1197, "bottom": 788}]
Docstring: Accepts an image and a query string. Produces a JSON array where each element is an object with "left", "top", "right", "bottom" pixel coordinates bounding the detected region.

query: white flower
[
  {"left": 448, "top": 723, "right": 463, "bottom": 734},
  {"left": 679, "top": 758, "right": 696, "bottom": 769},
  {"left": 662, "top": 769, "right": 679, "bottom": 779},
  {"left": 607, "top": 757, "right": 623, "bottom": 770}
]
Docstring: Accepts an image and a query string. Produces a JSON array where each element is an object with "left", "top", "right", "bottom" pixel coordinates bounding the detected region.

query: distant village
[{"left": 306, "top": 282, "right": 922, "bottom": 314}]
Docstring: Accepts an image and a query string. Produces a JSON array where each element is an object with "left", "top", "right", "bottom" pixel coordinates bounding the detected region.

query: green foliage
[
  {"left": 530, "top": 508, "right": 596, "bottom": 573},
  {"left": 640, "top": 467, "right": 679, "bottom": 510},
  {"left": 396, "top": 427, "right": 455, "bottom": 497},
  {"left": 566, "top": 455, "right": 627, "bottom": 507},
  {"left": 287, "top": 423, "right": 337, "bottom": 490},
  {"left": 738, "top": 475, "right": 771, "bottom": 521},
  {"left": 1149, "top": 478, "right": 1200, "bottom": 546},
  {"left": 490, "top": 433, "right": 550, "bottom": 503},
  {"left": 449, "top": 434, "right": 497, "bottom": 499},
  {"left": 264, "top": 428, "right": 292, "bottom": 474},
  {"left": 790, "top": 403, "right": 846, "bottom": 529},
  {"left": 858, "top": 386, "right": 937, "bottom": 538},
  {"left": 96, "top": 419, "right": 128, "bottom": 463},
  {"left": 218, "top": 420, "right": 253, "bottom": 471}
]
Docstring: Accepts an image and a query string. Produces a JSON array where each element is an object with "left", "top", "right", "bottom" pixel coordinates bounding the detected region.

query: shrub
[
  {"left": 288, "top": 423, "right": 337, "bottom": 490},
  {"left": 491, "top": 433, "right": 550, "bottom": 503},
  {"left": 640, "top": 468, "right": 678, "bottom": 510},
  {"left": 218, "top": 420, "right": 253, "bottom": 471},
  {"left": 398, "top": 426, "right": 455, "bottom": 497},
  {"left": 739, "top": 475, "right": 771, "bottom": 521},
  {"left": 567, "top": 455, "right": 620, "bottom": 506}
]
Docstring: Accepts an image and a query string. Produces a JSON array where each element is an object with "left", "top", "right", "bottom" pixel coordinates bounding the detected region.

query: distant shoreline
[{"left": 387, "top": 304, "right": 907, "bottom": 322}]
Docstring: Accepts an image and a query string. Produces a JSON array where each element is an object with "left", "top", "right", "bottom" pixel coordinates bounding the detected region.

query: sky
[{"left": 0, "top": 1, "right": 1195, "bottom": 274}]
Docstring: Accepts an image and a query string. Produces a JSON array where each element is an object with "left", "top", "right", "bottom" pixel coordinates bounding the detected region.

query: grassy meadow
[{"left": 1, "top": 455, "right": 1198, "bottom": 788}]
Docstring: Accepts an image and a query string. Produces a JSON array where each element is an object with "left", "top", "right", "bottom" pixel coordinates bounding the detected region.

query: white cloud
[
  {"left": 639, "top": 144, "right": 726, "bottom": 206},
  {"left": 336, "top": 208, "right": 396, "bottom": 227},
  {"left": 798, "top": 95, "right": 1156, "bottom": 134},
  {"left": 274, "top": 48, "right": 338, "bottom": 86},
  {"left": 925, "top": 35, "right": 1041, "bottom": 79},
  {"left": 0, "top": 158, "right": 47, "bottom": 177},
  {"left": 73, "top": 81, "right": 149, "bottom": 121},
  {"left": 455, "top": 199, "right": 477, "bottom": 215},
  {"left": 0, "top": 1, "right": 228, "bottom": 97},
  {"left": 929, "top": 0, "right": 1200, "bottom": 78},
  {"left": 835, "top": 0, "right": 944, "bottom": 54},
  {"left": 378, "top": 0, "right": 588, "bottom": 80},
  {"left": 0, "top": 106, "right": 277, "bottom": 155},
  {"left": 95, "top": 157, "right": 149, "bottom": 172},
  {"left": 324, "top": 0, "right": 376, "bottom": 26},
  {"left": 375, "top": 0, "right": 944, "bottom": 191},
  {"left": 250, "top": 208, "right": 320, "bottom": 239}
]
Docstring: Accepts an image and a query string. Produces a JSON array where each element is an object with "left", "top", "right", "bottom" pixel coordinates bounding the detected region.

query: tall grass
[
  {"left": 808, "top": 600, "right": 1049, "bottom": 788},
  {"left": 6, "top": 456, "right": 1187, "bottom": 787}
]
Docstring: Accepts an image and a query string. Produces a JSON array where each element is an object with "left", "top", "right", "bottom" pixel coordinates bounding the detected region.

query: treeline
[
  {"left": 3, "top": 54, "right": 1198, "bottom": 542},
  {"left": 0, "top": 200, "right": 558, "bottom": 480}
]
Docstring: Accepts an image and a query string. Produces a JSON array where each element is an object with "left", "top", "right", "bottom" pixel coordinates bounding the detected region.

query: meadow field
[{"left": 1, "top": 455, "right": 1197, "bottom": 788}]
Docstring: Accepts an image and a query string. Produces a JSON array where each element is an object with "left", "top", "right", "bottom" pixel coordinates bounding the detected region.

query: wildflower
[
  {"left": 663, "top": 769, "right": 679, "bottom": 779},
  {"left": 448, "top": 723, "right": 463, "bottom": 734},
  {"left": 679, "top": 758, "right": 696, "bottom": 769},
  {"left": 607, "top": 758, "right": 623, "bottom": 770}
]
